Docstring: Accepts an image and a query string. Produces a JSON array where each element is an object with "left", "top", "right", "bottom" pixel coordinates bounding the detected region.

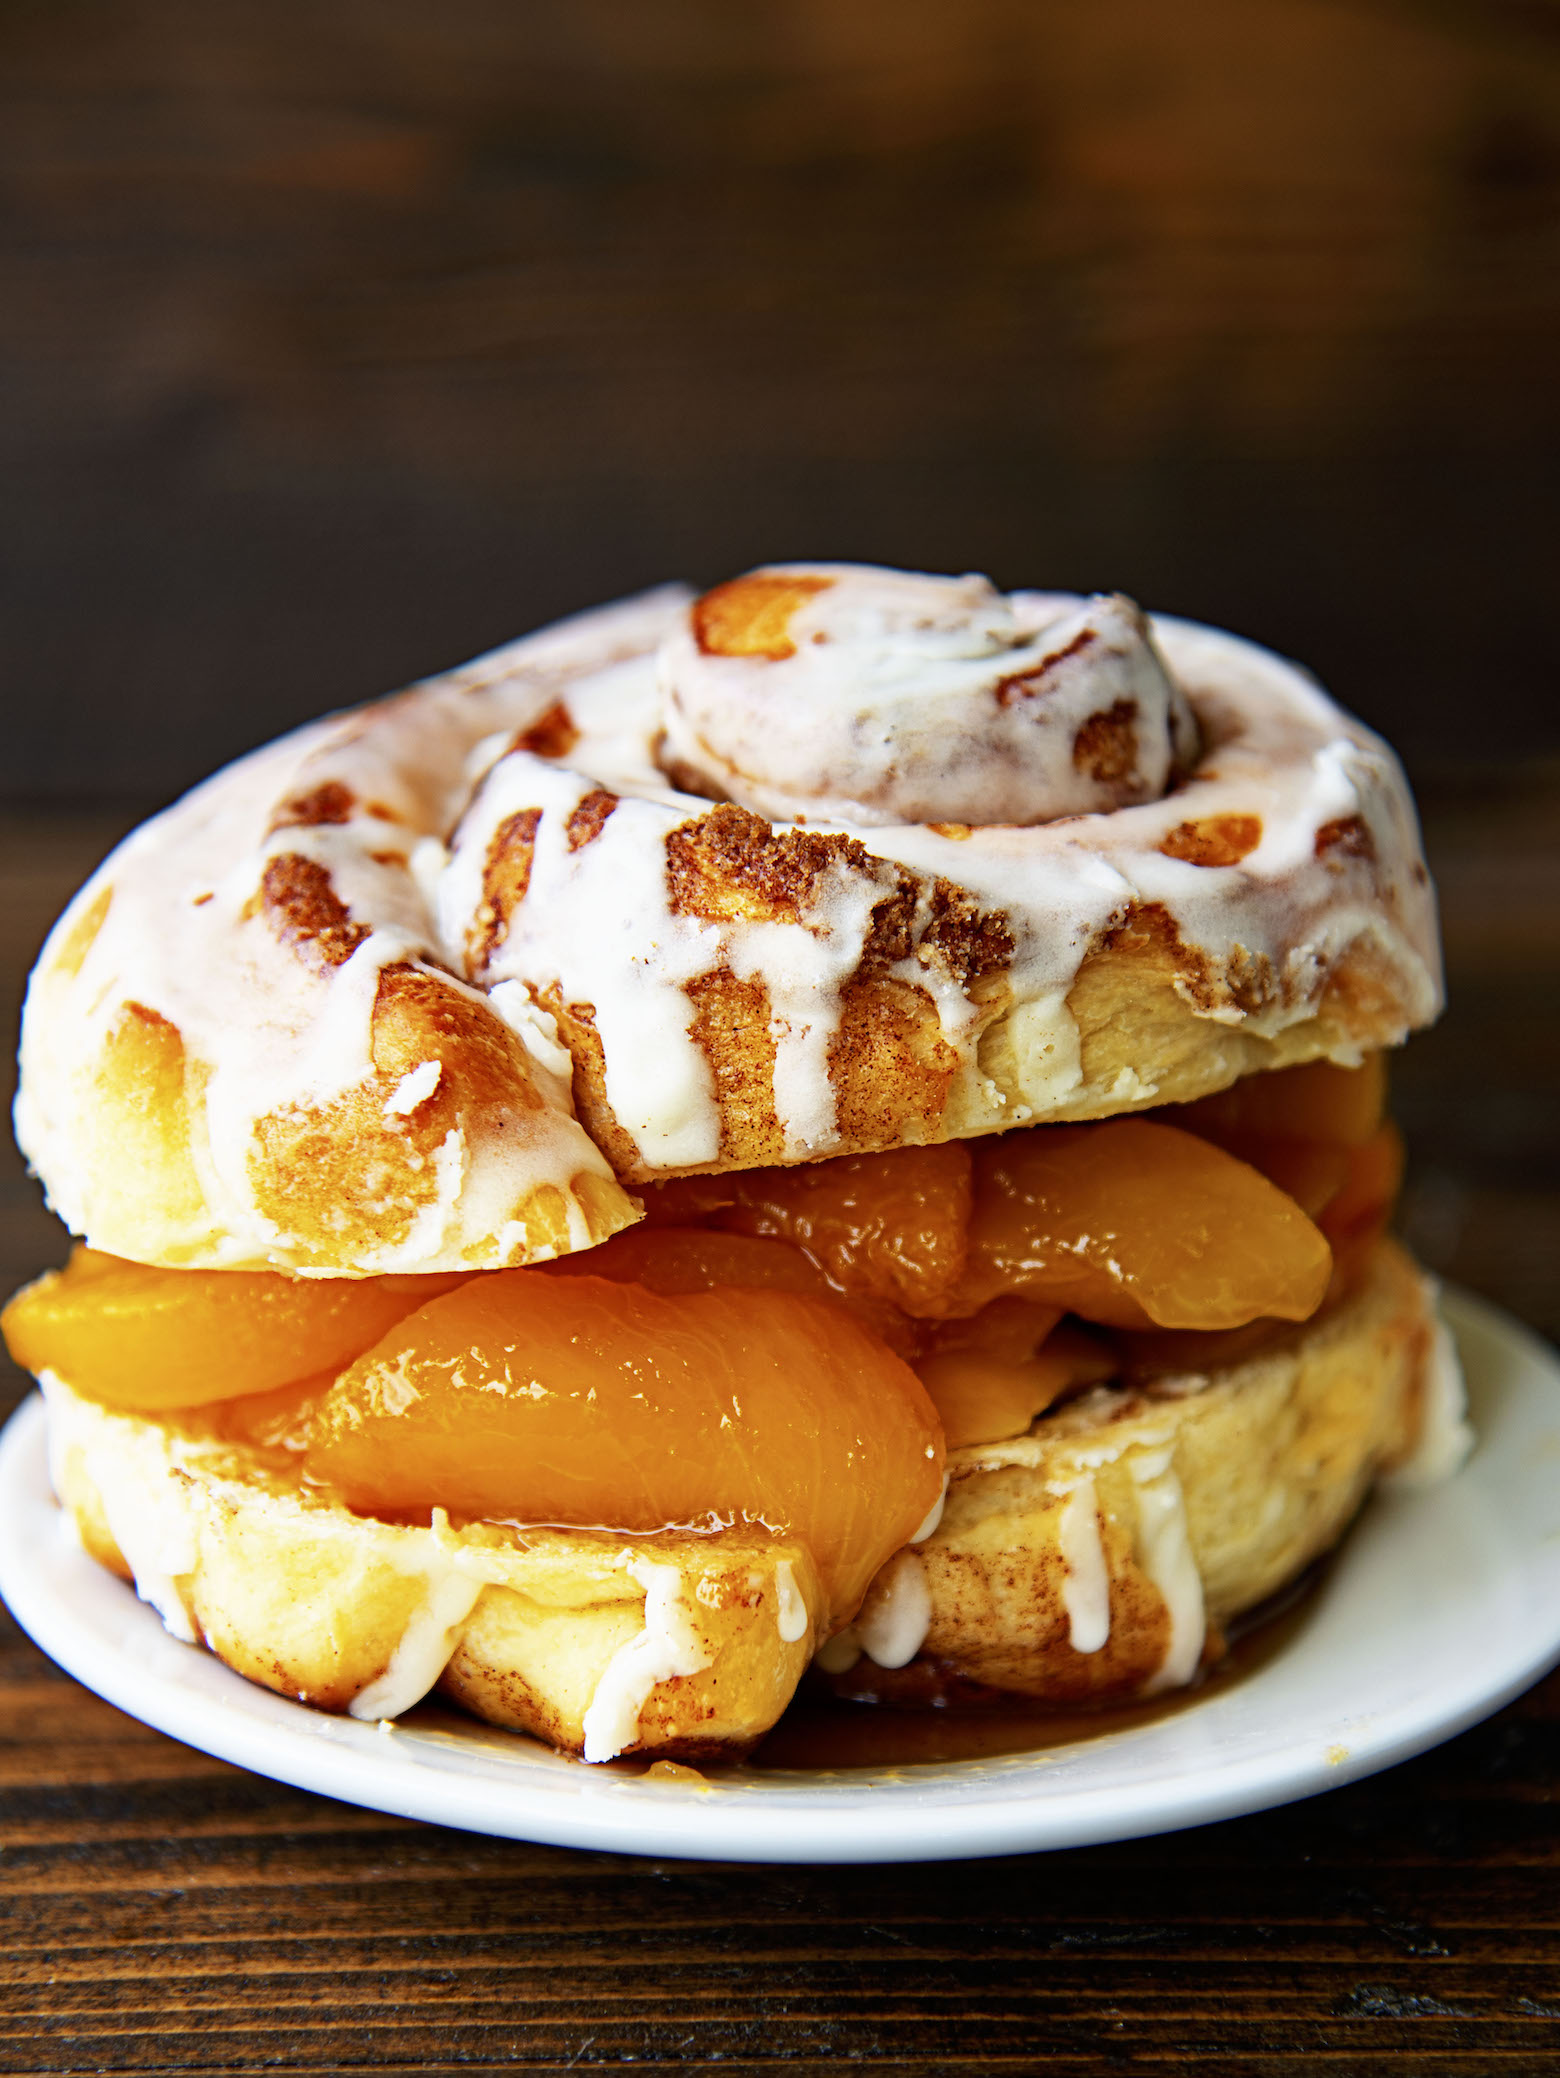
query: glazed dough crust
[
  {"left": 843, "top": 1238, "right": 1451, "bottom": 1705},
  {"left": 45, "top": 1379, "right": 824, "bottom": 1762},
  {"left": 41, "top": 1241, "right": 1454, "bottom": 1755},
  {"left": 16, "top": 585, "right": 1441, "bottom": 1267}
]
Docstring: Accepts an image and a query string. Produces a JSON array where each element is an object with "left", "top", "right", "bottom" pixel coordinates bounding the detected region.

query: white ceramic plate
[{"left": 3, "top": 1287, "right": 1559, "bottom": 1865}]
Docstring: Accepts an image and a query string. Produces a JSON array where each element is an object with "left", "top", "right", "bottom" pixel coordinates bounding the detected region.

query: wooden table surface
[{"left": 2, "top": 773, "right": 1558, "bottom": 2075}]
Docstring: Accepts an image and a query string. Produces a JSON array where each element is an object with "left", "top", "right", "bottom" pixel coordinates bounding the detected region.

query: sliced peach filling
[
  {"left": 0, "top": 1250, "right": 467, "bottom": 1411},
  {"left": 634, "top": 1052, "right": 1392, "bottom": 1446},
  {"left": 642, "top": 1143, "right": 973, "bottom": 1317},
  {"left": 958, "top": 1119, "right": 1333, "bottom": 1330},
  {"left": 307, "top": 1271, "right": 941, "bottom": 1631},
  {"left": 3, "top": 1055, "right": 1396, "bottom": 1612}
]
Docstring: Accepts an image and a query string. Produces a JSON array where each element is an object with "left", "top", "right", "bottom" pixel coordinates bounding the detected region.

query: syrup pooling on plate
[
  {"left": 753, "top": 1564, "right": 1328, "bottom": 1771},
  {"left": 300, "top": 1270, "right": 944, "bottom": 1633}
]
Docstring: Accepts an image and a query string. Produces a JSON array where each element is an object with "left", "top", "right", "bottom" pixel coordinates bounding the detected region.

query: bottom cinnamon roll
[{"left": 4, "top": 1058, "right": 1468, "bottom": 1764}]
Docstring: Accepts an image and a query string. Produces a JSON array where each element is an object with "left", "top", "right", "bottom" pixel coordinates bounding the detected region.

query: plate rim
[{"left": 3, "top": 1285, "right": 1558, "bottom": 1865}]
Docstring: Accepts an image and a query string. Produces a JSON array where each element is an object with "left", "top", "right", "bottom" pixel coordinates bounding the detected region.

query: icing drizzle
[{"left": 449, "top": 584, "right": 1441, "bottom": 1177}]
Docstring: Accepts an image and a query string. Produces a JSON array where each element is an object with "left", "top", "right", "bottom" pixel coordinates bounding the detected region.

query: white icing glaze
[
  {"left": 774, "top": 1557, "right": 809, "bottom": 1644},
  {"left": 42, "top": 1374, "right": 203, "bottom": 1640},
  {"left": 44, "top": 1375, "right": 496, "bottom": 1709},
  {"left": 48, "top": 1382, "right": 831, "bottom": 1747},
  {"left": 1383, "top": 1284, "right": 1474, "bottom": 1489},
  {"left": 909, "top": 1478, "right": 949, "bottom": 1545},
  {"left": 1054, "top": 1475, "right": 1111, "bottom": 1655},
  {"left": 660, "top": 568, "right": 1194, "bottom": 826},
  {"left": 999, "top": 990, "right": 1083, "bottom": 1113},
  {"left": 580, "top": 1553, "right": 713, "bottom": 1762},
  {"left": 383, "top": 1060, "right": 441, "bottom": 1117},
  {"left": 855, "top": 1548, "right": 933, "bottom": 1669},
  {"left": 82, "top": 1431, "right": 201, "bottom": 1643},
  {"left": 347, "top": 1563, "right": 484, "bottom": 1721},
  {"left": 1130, "top": 1444, "right": 1207, "bottom": 1694}
]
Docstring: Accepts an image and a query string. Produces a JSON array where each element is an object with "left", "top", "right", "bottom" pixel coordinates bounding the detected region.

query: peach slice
[
  {"left": 961, "top": 1119, "right": 1333, "bottom": 1330},
  {"left": 303, "top": 1268, "right": 945, "bottom": 1630},
  {"left": 0, "top": 1247, "right": 468, "bottom": 1412},
  {"left": 914, "top": 1304, "right": 1116, "bottom": 1450},
  {"left": 540, "top": 1226, "right": 920, "bottom": 1355},
  {"left": 641, "top": 1143, "right": 972, "bottom": 1316},
  {"left": 1166, "top": 1053, "right": 1387, "bottom": 1149}
]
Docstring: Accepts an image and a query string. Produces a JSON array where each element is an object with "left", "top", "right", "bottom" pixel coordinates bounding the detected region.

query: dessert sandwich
[{"left": 3, "top": 564, "right": 1470, "bottom": 1762}]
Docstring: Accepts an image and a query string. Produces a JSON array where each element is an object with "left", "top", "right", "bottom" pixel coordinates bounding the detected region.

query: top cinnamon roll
[{"left": 15, "top": 564, "right": 1440, "bottom": 1269}]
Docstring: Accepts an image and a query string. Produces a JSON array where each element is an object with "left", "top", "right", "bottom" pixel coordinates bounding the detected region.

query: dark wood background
[
  {"left": 3, "top": 2, "right": 1560, "bottom": 2069},
  {"left": 2, "top": 0, "right": 1559, "bottom": 800}
]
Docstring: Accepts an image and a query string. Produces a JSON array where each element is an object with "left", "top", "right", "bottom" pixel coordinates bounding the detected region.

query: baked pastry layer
[
  {"left": 40, "top": 1240, "right": 1465, "bottom": 1759},
  {"left": 16, "top": 576, "right": 1441, "bottom": 1270},
  {"left": 829, "top": 1238, "right": 1466, "bottom": 1703},
  {"left": 44, "top": 1379, "right": 824, "bottom": 1763}
]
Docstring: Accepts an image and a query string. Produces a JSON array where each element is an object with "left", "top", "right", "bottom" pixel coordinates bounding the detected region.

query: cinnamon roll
[{"left": 4, "top": 564, "right": 1465, "bottom": 1762}]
